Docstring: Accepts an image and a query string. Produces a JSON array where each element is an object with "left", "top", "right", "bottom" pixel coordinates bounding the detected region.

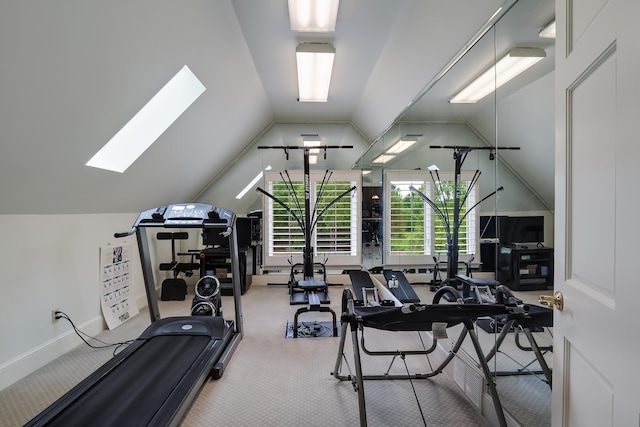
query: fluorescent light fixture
[
  {"left": 386, "top": 138, "right": 418, "bottom": 154},
  {"left": 288, "top": 0, "right": 339, "bottom": 32},
  {"left": 86, "top": 65, "right": 205, "bottom": 173},
  {"left": 236, "top": 165, "right": 272, "bottom": 199},
  {"left": 372, "top": 154, "right": 395, "bottom": 164},
  {"left": 450, "top": 47, "right": 546, "bottom": 104},
  {"left": 427, "top": 164, "right": 440, "bottom": 171},
  {"left": 539, "top": 20, "right": 556, "bottom": 38},
  {"left": 296, "top": 43, "right": 335, "bottom": 102}
]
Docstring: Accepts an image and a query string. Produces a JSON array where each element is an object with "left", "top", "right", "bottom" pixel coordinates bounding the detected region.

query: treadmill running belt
[{"left": 46, "top": 334, "right": 210, "bottom": 427}]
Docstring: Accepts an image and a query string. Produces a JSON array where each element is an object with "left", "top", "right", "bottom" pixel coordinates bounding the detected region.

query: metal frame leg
[{"left": 466, "top": 321, "right": 507, "bottom": 427}]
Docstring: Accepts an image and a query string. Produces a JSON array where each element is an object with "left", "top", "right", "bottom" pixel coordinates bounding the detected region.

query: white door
[{"left": 554, "top": 0, "right": 640, "bottom": 425}]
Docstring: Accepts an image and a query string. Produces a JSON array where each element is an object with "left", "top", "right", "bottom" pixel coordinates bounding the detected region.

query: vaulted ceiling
[{"left": 0, "top": 0, "right": 554, "bottom": 215}]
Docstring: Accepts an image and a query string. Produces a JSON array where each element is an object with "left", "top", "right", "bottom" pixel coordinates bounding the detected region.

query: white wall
[{"left": 0, "top": 213, "right": 160, "bottom": 390}]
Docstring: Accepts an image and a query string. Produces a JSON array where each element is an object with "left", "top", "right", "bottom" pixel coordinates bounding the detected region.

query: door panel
[
  {"left": 555, "top": 0, "right": 640, "bottom": 425},
  {"left": 570, "top": 0, "right": 608, "bottom": 52},
  {"left": 568, "top": 47, "right": 616, "bottom": 299},
  {"left": 565, "top": 342, "right": 613, "bottom": 427}
]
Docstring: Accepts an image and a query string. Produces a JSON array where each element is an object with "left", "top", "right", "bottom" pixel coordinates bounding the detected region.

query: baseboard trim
[
  {"left": 0, "top": 315, "right": 104, "bottom": 391},
  {"left": 0, "top": 293, "right": 150, "bottom": 392}
]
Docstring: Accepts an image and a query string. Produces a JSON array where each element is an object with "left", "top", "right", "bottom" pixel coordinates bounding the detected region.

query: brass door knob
[{"left": 539, "top": 291, "right": 564, "bottom": 311}]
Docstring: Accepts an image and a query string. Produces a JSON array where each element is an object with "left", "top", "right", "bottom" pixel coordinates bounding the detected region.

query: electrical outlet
[{"left": 51, "top": 309, "right": 60, "bottom": 323}]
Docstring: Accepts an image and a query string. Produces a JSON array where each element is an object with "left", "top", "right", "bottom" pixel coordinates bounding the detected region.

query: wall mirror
[{"left": 356, "top": 0, "right": 555, "bottom": 424}]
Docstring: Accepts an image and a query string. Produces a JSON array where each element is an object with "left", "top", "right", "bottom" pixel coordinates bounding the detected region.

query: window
[
  {"left": 262, "top": 170, "right": 360, "bottom": 267},
  {"left": 432, "top": 179, "right": 476, "bottom": 255},
  {"left": 384, "top": 170, "right": 477, "bottom": 265},
  {"left": 315, "top": 180, "right": 358, "bottom": 256},
  {"left": 388, "top": 180, "right": 431, "bottom": 255}
]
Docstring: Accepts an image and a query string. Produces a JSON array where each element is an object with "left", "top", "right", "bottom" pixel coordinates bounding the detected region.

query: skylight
[
  {"left": 236, "top": 166, "right": 273, "bottom": 199},
  {"left": 86, "top": 65, "right": 206, "bottom": 173}
]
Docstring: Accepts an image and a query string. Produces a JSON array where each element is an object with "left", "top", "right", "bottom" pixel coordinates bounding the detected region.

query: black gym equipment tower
[
  {"left": 26, "top": 203, "right": 243, "bottom": 427},
  {"left": 409, "top": 145, "right": 518, "bottom": 288},
  {"left": 256, "top": 145, "right": 355, "bottom": 337}
]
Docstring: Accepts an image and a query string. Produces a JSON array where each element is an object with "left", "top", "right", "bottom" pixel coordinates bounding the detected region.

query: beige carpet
[{"left": 0, "top": 281, "right": 551, "bottom": 427}]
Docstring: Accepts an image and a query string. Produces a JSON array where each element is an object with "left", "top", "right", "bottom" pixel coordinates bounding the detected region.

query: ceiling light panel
[
  {"left": 288, "top": 0, "right": 339, "bottom": 32},
  {"left": 386, "top": 138, "right": 418, "bottom": 154},
  {"left": 296, "top": 43, "right": 335, "bottom": 102},
  {"left": 86, "top": 65, "right": 205, "bottom": 173},
  {"left": 372, "top": 154, "right": 395, "bottom": 164},
  {"left": 450, "top": 47, "right": 545, "bottom": 104}
]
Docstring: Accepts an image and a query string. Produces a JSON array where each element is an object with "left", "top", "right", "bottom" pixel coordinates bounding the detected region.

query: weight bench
[
  {"left": 291, "top": 278, "right": 337, "bottom": 338},
  {"left": 455, "top": 273, "right": 500, "bottom": 303},
  {"left": 382, "top": 269, "right": 421, "bottom": 303},
  {"left": 333, "top": 285, "right": 514, "bottom": 427},
  {"left": 157, "top": 232, "right": 199, "bottom": 301},
  {"left": 347, "top": 270, "right": 397, "bottom": 307},
  {"left": 289, "top": 262, "right": 330, "bottom": 305}
]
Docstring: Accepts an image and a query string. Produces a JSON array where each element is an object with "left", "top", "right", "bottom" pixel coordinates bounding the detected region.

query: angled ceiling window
[
  {"left": 236, "top": 165, "right": 272, "bottom": 199},
  {"left": 86, "top": 65, "right": 206, "bottom": 173}
]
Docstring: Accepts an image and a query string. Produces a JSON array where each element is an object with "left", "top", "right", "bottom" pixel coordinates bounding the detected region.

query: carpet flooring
[{"left": 0, "top": 281, "right": 551, "bottom": 427}]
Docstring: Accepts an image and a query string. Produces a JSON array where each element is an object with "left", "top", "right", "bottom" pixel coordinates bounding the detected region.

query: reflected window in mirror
[{"left": 383, "top": 170, "right": 477, "bottom": 266}]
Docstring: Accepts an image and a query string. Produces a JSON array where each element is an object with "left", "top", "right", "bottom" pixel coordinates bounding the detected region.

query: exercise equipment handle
[{"left": 114, "top": 228, "right": 135, "bottom": 238}]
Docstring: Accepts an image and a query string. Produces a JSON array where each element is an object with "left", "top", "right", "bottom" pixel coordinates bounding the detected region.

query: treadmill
[{"left": 26, "top": 203, "right": 243, "bottom": 427}]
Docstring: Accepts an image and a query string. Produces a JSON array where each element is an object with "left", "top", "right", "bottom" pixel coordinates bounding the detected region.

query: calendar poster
[{"left": 100, "top": 244, "right": 139, "bottom": 329}]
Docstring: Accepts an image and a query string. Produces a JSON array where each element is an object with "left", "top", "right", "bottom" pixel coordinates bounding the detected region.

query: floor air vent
[{"left": 453, "top": 355, "right": 484, "bottom": 409}]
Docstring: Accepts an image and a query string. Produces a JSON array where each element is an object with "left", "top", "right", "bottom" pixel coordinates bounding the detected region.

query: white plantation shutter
[
  {"left": 388, "top": 180, "right": 431, "bottom": 255},
  {"left": 268, "top": 180, "right": 304, "bottom": 255},
  {"left": 315, "top": 180, "right": 358, "bottom": 256},
  {"left": 384, "top": 170, "right": 477, "bottom": 266},
  {"left": 263, "top": 170, "right": 360, "bottom": 266}
]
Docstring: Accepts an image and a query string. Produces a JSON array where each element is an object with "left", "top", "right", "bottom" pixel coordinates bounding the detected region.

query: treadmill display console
[
  {"left": 164, "top": 203, "right": 212, "bottom": 227},
  {"left": 117, "top": 203, "right": 234, "bottom": 238}
]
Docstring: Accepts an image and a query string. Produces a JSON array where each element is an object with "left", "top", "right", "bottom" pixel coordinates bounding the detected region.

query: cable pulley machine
[
  {"left": 409, "top": 145, "right": 518, "bottom": 290},
  {"left": 256, "top": 145, "right": 355, "bottom": 337}
]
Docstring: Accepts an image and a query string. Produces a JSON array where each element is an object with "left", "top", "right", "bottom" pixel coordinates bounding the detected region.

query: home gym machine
[
  {"left": 256, "top": 145, "right": 355, "bottom": 337},
  {"left": 409, "top": 145, "right": 517, "bottom": 294},
  {"left": 25, "top": 203, "right": 243, "bottom": 427},
  {"left": 333, "top": 284, "right": 524, "bottom": 427}
]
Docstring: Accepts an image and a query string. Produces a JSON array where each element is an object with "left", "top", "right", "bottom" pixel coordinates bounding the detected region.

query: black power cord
[{"left": 55, "top": 311, "right": 134, "bottom": 356}]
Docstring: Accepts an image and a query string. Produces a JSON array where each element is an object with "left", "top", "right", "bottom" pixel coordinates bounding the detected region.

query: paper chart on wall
[{"left": 100, "top": 244, "right": 139, "bottom": 330}]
